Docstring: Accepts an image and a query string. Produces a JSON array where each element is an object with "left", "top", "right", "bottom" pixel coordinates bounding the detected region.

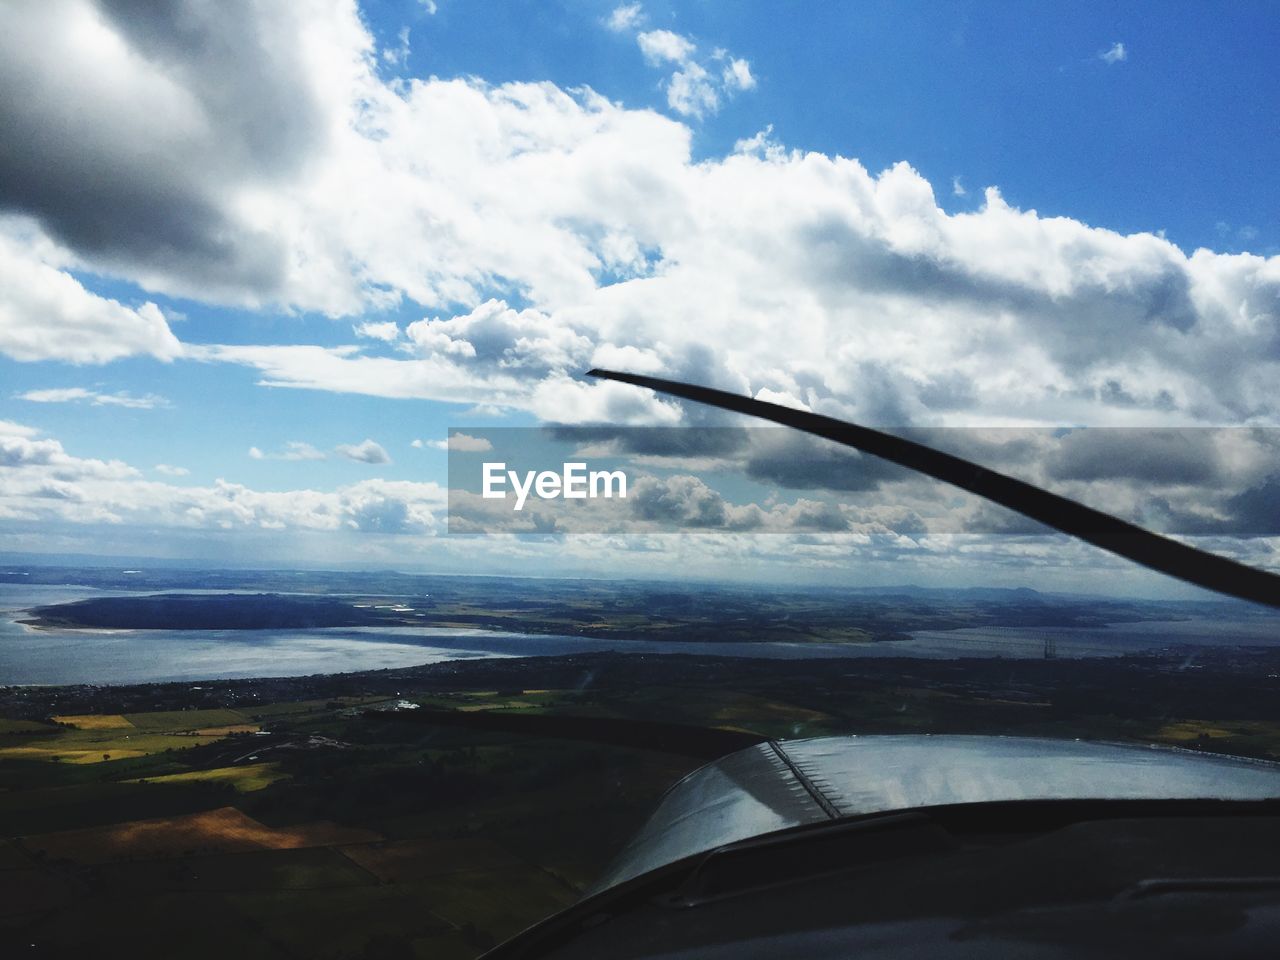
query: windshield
[{"left": 1, "top": 2, "right": 1278, "bottom": 958}]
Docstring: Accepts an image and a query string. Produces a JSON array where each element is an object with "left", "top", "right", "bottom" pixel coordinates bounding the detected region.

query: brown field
[{"left": 24, "top": 806, "right": 382, "bottom": 863}]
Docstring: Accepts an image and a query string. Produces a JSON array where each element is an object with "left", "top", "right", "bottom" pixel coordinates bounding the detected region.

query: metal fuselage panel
[{"left": 594, "top": 734, "right": 1280, "bottom": 892}]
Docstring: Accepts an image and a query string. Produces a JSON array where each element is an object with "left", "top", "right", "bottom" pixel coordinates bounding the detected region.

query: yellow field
[
  {"left": 1153, "top": 719, "right": 1280, "bottom": 758},
  {"left": 0, "top": 727, "right": 245, "bottom": 765},
  {"left": 51, "top": 714, "right": 135, "bottom": 730},
  {"left": 136, "top": 762, "right": 286, "bottom": 792},
  {"left": 0, "top": 706, "right": 264, "bottom": 768},
  {"left": 1157, "top": 721, "right": 1235, "bottom": 741},
  {"left": 0, "top": 745, "right": 149, "bottom": 764}
]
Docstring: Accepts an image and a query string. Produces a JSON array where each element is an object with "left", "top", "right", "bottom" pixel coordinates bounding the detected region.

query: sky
[{"left": 0, "top": 0, "right": 1277, "bottom": 594}]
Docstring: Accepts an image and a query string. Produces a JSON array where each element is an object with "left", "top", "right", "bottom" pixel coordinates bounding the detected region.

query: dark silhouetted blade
[{"left": 586, "top": 368, "right": 1280, "bottom": 609}]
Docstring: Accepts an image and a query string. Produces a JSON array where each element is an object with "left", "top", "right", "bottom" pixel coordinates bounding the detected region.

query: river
[{"left": 1, "top": 583, "right": 1275, "bottom": 686}]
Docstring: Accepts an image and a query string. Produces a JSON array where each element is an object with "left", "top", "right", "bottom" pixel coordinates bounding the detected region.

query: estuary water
[{"left": 1, "top": 583, "right": 1275, "bottom": 686}]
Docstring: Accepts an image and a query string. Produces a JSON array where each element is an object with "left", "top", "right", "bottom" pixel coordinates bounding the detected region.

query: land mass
[
  {"left": 17, "top": 577, "right": 1202, "bottom": 644},
  {"left": 2, "top": 562, "right": 1277, "bottom": 958}
]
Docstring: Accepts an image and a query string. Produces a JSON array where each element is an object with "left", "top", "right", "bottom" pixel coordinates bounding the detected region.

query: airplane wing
[{"left": 591, "top": 734, "right": 1280, "bottom": 892}]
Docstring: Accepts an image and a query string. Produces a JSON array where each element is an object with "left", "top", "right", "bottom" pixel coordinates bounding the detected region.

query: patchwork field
[
  {"left": 5, "top": 643, "right": 1280, "bottom": 958},
  {"left": 0, "top": 688, "right": 699, "bottom": 958}
]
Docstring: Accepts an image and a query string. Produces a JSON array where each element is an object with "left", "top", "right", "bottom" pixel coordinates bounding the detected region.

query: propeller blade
[{"left": 586, "top": 368, "right": 1280, "bottom": 609}]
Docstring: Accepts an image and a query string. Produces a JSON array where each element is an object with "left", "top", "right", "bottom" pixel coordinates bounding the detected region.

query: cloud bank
[
  {"left": 0, "top": 1, "right": 1274, "bottom": 434},
  {"left": 0, "top": 1, "right": 1276, "bottom": 588}
]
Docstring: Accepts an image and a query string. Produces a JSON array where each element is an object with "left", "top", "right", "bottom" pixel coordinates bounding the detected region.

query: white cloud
[
  {"left": 606, "top": 3, "right": 643, "bottom": 32},
  {"left": 666, "top": 61, "right": 720, "bottom": 118},
  {"left": 382, "top": 26, "right": 410, "bottom": 66},
  {"left": 18, "top": 387, "right": 167, "bottom": 409},
  {"left": 418, "top": 0, "right": 438, "bottom": 13},
  {"left": 0, "top": 419, "right": 440, "bottom": 533},
  {"left": 0, "top": 0, "right": 379, "bottom": 310},
  {"left": 633, "top": 29, "right": 755, "bottom": 118},
  {"left": 1100, "top": 42, "right": 1127, "bottom": 64},
  {"left": 336, "top": 438, "right": 391, "bottom": 464},
  {"left": 353, "top": 320, "right": 400, "bottom": 341},
  {"left": 0, "top": 220, "right": 181, "bottom": 363},
  {"left": 0, "top": 3, "right": 1273, "bottom": 586},
  {"left": 190, "top": 118, "right": 1280, "bottom": 429},
  {"left": 19, "top": 388, "right": 93, "bottom": 404},
  {"left": 0, "top": 420, "right": 38, "bottom": 439},
  {"left": 952, "top": 176, "right": 967, "bottom": 197},
  {"left": 425, "top": 433, "right": 493, "bottom": 452},
  {"left": 0, "top": 419, "right": 137, "bottom": 482},
  {"left": 249, "top": 441, "right": 327, "bottom": 461},
  {"left": 1, "top": 1, "right": 1278, "bottom": 442},
  {"left": 155, "top": 464, "right": 189, "bottom": 476},
  {"left": 1, "top": 418, "right": 1275, "bottom": 589},
  {"left": 637, "top": 29, "right": 695, "bottom": 64},
  {"left": 722, "top": 58, "right": 755, "bottom": 91}
]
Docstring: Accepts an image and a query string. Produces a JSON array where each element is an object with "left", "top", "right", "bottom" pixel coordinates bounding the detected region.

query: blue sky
[{"left": 0, "top": 0, "right": 1277, "bottom": 592}]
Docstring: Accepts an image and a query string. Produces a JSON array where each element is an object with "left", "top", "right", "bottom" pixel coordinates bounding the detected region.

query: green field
[{"left": 5, "top": 642, "right": 1280, "bottom": 958}]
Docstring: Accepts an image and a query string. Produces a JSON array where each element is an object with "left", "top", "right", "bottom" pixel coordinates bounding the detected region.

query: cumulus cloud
[
  {"left": 0, "top": 420, "right": 39, "bottom": 439},
  {"left": 1, "top": 417, "right": 1274, "bottom": 586},
  {"left": 1, "top": 0, "right": 1279, "bottom": 559},
  {"left": 0, "top": 220, "right": 181, "bottom": 363},
  {"left": 249, "top": 441, "right": 327, "bottom": 461},
  {"left": 353, "top": 320, "right": 400, "bottom": 341},
  {"left": 606, "top": 3, "right": 644, "bottom": 33},
  {"left": 0, "top": 419, "right": 439, "bottom": 534},
  {"left": 637, "top": 29, "right": 696, "bottom": 64},
  {"left": 425, "top": 433, "right": 493, "bottom": 452},
  {"left": 1099, "top": 42, "right": 1128, "bottom": 64},
  {"left": 0, "top": 0, "right": 376, "bottom": 308},
  {"left": 154, "top": 464, "right": 189, "bottom": 477},
  {"left": 449, "top": 424, "right": 1280, "bottom": 542},
  {"left": 722, "top": 57, "right": 755, "bottom": 91},
  {"left": 5, "top": 1, "right": 1275, "bottom": 439},
  {"left": 18, "top": 387, "right": 167, "bottom": 409},
  {"left": 664, "top": 61, "right": 720, "bottom": 118},
  {"left": 336, "top": 438, "right": 391, "bottom": 464},
  {"left": 627, "top": 25, "right": 756, "bottom": 118},
  {"left": 0, "top": 420, "right": 138, "bottom": 492},
  {"left": 187, "top": 129, "right": 1280, "bottom": 431}
]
